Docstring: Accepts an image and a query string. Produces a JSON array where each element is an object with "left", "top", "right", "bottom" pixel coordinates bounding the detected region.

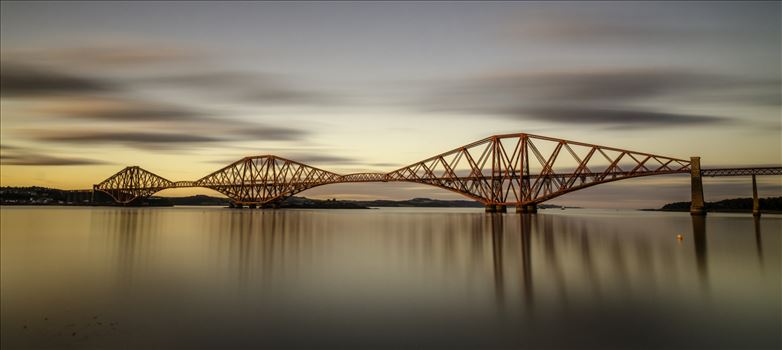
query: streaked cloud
[
  {"left": 229, "top": 126, "right": 309, "bottom": 141},
  {"left": 503, "top": 2, "right": 780, "bottom": 46},
  {"left": 2, "top": 45, "right": 202, "bottom": 67},
  {"left": 31, "top": 97, "right": 210, "bottom": 122},
  {"left": 204, "top": 153, "right": 365, "bottom": 167},
  {"left": 284, "top": 154, "right": 362, "bottom": 165},
  {"left": 0, "top": 63, "right": 117, "bottom": 97},
  {"left": 1, "top": 59, "right": 345, "bottom": 108},
  {"left": 504, "top": 107, "right": 727, "bottom": 129},
  {"left": 368, "top": 162, "right": 401, "bottom": 168},
  {"left": 419, "top": 68, "right": 779, "bottom": 128},
  {"left": 425, "top": 69, "right": 779, "bottom": 107},
  {"left": 34, "top": 131, "right": 223, "bottom": 144},
  {"left": 24, "top": 96, "right": 308, "bottom": 141},
  {"left": 138, "top": 71, "right": 342, "bottom": 105},
  {"left": 28, "top": 126, "right": 307, "bottom": 150},
  {"left": 0, "top": 144, "right": 110, "bottom": 166}
]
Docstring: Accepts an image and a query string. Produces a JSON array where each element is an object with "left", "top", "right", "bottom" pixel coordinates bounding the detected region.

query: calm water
[{"left": 1, "top": 206, "right": 779, "bottom": 349}]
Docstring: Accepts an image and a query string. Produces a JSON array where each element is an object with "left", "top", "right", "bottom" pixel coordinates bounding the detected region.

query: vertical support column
[
  {"left": 522, "top": 135, "right": 531, "bottom": 204},
  {"left": 752, "top": 174, "right": 760, "bottom": 217},
  {"left": 515, "top": 204, "right": 538, "bottom": 213},
  {"left": 486, "top": 204, "right": 507, "bottom": 213},
  {"left": 490, "top": 136, "right": 503, "bottom": 207},
  {"left": 690, "top": 156, "right": 706, "bottom": 216}
]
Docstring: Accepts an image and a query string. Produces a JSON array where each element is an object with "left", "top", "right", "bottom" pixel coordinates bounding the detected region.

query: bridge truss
[{"left": 91, "top": 133, "right": 777, "bottom": 207}]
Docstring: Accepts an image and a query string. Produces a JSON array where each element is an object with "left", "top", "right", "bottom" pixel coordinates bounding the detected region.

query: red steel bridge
[{"left": 92, "top": 133, "right": 781, "bottom": 214}]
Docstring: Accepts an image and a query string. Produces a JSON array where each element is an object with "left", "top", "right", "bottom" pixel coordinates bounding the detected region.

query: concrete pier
[
  {"left": 690, "top": 156, "right": 706, "bottom": 216},
  {"left": 486, "top": 204, "right": 507, "bottom": 213},
  {"left": 752, "top": 174, "right": 760, "bottom": 217},
  {"left": 515, "top": 204, "right": 537, "bottom": 213}
]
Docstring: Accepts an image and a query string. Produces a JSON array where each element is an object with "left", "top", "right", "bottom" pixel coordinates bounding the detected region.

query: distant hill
[
  {"left": 351, "top": 197, "right": 483, "bottom": 208},
  {"left": 0, "top": 187, "right": 482, "bottom": 208},
  {"left": 658, "top": 197, "right": 782, "bottom": 213},
  {"left": 153, "top": 195, "right": 488, "bottom": 208}
]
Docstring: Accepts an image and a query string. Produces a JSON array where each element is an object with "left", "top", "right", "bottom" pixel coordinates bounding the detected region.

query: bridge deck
[
  {"left": 701, "top": 167, "right": 782, "bottom": 177},
  {"left": 89, "top": 133, "right": 782, "bottom": 205}
]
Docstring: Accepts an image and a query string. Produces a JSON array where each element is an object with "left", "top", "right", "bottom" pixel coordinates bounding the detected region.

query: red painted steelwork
[{"left": 91, "top": 133, "right": 775, "bottom": 206}]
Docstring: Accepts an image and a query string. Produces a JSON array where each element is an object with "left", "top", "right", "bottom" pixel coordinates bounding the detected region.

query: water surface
[{"left": 1, "top": 207, "right": 779, "bottom": 349}]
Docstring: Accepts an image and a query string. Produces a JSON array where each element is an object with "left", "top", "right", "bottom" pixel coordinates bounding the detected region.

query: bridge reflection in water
[{"left": 24, "top": 208, "right": 768, "bottom": 348}]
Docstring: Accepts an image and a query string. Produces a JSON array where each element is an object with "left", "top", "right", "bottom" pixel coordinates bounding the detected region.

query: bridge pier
[
  {"left": 690, "top": 156, "right": 706, "bottom": 216},
  {"left": 515, "top": 204, "right": 537, "bottom": 213},
  {"left": 249, "top": 204, "right": 257, "bottom": 209},
  {"left": 485, "top": 204, "right": 507, "bottom": 213},
  {"left": 752, "top": 174, "right": 760, "bottom": 217}
]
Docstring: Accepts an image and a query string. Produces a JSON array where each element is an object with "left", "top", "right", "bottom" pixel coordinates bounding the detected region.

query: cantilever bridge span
[{"left": 92, "top": 133, "right": 781, "bottom": 213}]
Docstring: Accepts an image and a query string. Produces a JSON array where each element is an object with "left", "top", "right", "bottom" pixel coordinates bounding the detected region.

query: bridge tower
[{"left": 689, "top": 156, "right": 706, "bottom": 216}]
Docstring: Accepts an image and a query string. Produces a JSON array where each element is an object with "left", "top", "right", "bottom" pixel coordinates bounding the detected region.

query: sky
[{"left": 1, "top": 1, "right": 780, "bottom": 208}]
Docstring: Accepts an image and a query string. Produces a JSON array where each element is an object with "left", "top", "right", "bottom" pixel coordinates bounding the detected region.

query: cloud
[
  {"left": 508, "top": 15, "right": 674, "bottom": 45},
  {"left": 27, "top": 124, "right": 310, "bottom": 150},
  {"left": 35, "top": 131, "right": 223, "bottom": 144},
  {"left": 27, "top": 96, "right": 307, "bottom": 140},
  {"left": 205, "top": 153, "right": 364, "bottom": 167},
  {"left": 368, "top": 162, "right": 401, "bottom": 167},
  {"left": 507, "top": 107, "right": 727, "bottom": 129},
  {"left": 284, "top": 154, "right": 361, "bottom": 165},
  {"left": 139, "top": 71, "right": 341, "bottom": 105},
  {"left": 2, "top": 45, "right": 202, "bottom": 67},
  {"left": 11, "top": 94, "right": 312, "bottom": 149},
  {"left": 503, "top": 2, "right": 781, "bottom": 46},
  {"left": 0, "top": 63, "right": 116, "bottom": 97},
  {"left": 232, "top": 126, "right": 309, "bottom": 141},
  {"left": 1, "top": 60, "right": 343, "bottom": 107},
  {"left": 0, "top": 154, "right": 109, "bottom": 166},
  {"left": 32, "top": 97, "right": 211, "bottom": 122},
  {"left": 420, "top": 68, "right": 779, "bottom": 128},
  {"left": 428, "top": 69, "right": 778, "bottom": 107},
  {"left": 0, "top": 145, "right": 110, "bottom": 166}
]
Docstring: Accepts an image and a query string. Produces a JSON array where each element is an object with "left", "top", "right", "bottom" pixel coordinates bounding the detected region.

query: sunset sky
[{"left": 1, "top": 1, "right": 780, "bottom": 208}]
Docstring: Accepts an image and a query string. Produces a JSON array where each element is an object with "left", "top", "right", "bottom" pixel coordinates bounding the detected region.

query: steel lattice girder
[
  {"left": 385, "top": 134, "right": 691, "bottom": 205},
  {"left": 701, "top": 167, "right": 782, "bottom": 177},
  {"left": 94, "top": 166, "right": 174, "bottom": 204},
  {"left": 90, "top": 133, "right": 779, "bottom": 206}
]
